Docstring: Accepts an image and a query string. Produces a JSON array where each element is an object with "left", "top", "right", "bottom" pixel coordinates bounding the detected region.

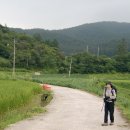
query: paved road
[{"left": 5, "top": 85, "right": 130, "bottom": 130}]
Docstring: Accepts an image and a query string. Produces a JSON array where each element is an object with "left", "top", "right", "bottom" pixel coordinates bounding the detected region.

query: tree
[
  {"left": 44, "top": 39, "right": 59, "bottom": 48},
  {"left": 33, "top": 33, "right": 42, "bottom": 42},
  {"left": 117, "top": 39, "right": 128, "bottom": 56}
]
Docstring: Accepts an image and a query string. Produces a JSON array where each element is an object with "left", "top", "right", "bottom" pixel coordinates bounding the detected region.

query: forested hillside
[
  {"left": 0, "top": 24, "right": 64, "bottom": 72},
  {"left": 11, "top": 22, "right": 130, "bottom": 56},
  {"left": 1, "top": 24, "right": 130, "bottom": 73}
]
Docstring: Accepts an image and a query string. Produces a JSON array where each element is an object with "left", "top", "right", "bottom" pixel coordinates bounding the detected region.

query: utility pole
[
  {"left": 97, "top": 45, "right": 100, "bottom": 57},
  {"left": 12, "top": 38, "right": 16, "bottom": 79},
  {"left": 69, "top": 57, "right": 72, "bottom": 77},
  {"left": 86, "top": 45, "right": 88, "bottom": 53}
]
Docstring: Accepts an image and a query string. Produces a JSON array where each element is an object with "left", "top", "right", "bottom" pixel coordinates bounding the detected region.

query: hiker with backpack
[{"left": 102, "top": 82, "right": 117, "bottom": 126}]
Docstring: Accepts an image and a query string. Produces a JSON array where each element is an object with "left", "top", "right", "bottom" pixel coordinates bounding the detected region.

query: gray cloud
[{"left": 0, "top": 0, "right": 130, "bottom": 29}]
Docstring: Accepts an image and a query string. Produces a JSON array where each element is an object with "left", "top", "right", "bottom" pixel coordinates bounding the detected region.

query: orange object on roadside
[{"left": 42, "top": 84, "right": 51, "bottom": 91}]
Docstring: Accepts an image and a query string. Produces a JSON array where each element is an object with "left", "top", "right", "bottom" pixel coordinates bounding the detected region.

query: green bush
[{"left": 0, "top": 57, "right": 11, "bottom": 67}]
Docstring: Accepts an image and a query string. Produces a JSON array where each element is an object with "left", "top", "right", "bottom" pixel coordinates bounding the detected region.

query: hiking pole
[{"left": 101, "top": 102, "right": 105, "bottom": 112}]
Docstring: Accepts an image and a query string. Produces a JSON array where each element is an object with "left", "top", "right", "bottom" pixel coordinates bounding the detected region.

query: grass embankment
[
  {"left": 32, "top": 73, "right": 130, "bottom": 122},
  {"left": 0, "top": 73, "right": 53, "bottom": 130},
  {"left": 0, "top": 71, "right": 32, "bottom": 80}
]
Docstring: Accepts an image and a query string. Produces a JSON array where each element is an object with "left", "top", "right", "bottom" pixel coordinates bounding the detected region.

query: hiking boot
[
  {"left": 102, "top": 123, "right": 108, "bottom": 126},
  {"left": 110, "top": 122, "right": 114, "bottom": 125}
]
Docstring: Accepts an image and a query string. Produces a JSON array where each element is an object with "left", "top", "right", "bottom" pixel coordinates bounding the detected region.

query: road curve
[{"left": 5, "top": 85, "right": 130, "bottom": 130}]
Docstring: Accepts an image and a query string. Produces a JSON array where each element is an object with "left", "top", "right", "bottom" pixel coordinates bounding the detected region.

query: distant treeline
[
  {"left": 0, "top": 24, "right": 130, "bottom": 73},
  {"left": 62, "top": 52, "right": 130, "bottom": 74},
  {"left": 63, "top": 38, "right": 130, "bottom": 73}
]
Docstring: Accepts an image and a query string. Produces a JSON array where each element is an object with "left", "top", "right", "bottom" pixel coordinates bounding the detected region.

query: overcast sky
[{"left": 0, "top": 0, "right": 130, "bottom": 30}]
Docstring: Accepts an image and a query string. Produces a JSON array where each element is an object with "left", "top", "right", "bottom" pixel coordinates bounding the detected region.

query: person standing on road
[{"left": 102, "top": 82, "right": 117, "bottom": 126}]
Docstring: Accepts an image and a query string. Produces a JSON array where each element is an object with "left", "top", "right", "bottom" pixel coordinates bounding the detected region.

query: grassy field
[
  {"left": 0, "top": 71, "right": 130, "bottom": 129},
  {"left": 32, "top": 73, "right": 130, "bottom": 122},
  {"left": 0, "top": 72, "right": 53, "bottom": 130},
  {"left": 0, "top": 71, "right": 33, "bottom": 80}
]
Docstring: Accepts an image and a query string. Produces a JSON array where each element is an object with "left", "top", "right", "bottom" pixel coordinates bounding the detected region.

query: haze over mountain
[{"left": 11, "top": 21, "right": 130, "bottom": 56}]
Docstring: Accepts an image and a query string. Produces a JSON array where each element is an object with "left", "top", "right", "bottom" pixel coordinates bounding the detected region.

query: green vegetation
[
  {"left": 0, "top": 71, "right": 32, "bottom": 80},
  {"left": 32, "top": 73, "right": 130, "bottom": 122},
  {"left": 0, "top": 74, "right": 53, "bottom": 130},
  {"left": 0, "top": 24, "right": 64, "bottom": 72},
  {"left": 63, "top": 52, "right": 130, "bottom": 73},
  {"left": 1, "top": 24, "right": 130, "bottom": 74},
  {"left": 0, "top": 80, "right": 41, "bottom": 114}
]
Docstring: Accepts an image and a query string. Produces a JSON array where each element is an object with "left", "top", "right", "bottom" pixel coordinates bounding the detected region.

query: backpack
[{"left": 111, "top": 86, "right": 117, "bottom": 101}]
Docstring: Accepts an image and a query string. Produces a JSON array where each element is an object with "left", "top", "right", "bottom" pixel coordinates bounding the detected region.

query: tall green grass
[
  {"left": 0, "top": 71, "right": 33, "bottom": 80},
  {"left": 0, "top": 80, "right": 42, "bottom": 115},
  {"left": 0, "top": 78, "right": 53, "bottom": 130}
]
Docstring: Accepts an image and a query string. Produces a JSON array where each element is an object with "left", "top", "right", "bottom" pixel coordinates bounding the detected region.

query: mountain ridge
[{"left": 10, "top": 21, "right": 130, "bottom": 55}]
